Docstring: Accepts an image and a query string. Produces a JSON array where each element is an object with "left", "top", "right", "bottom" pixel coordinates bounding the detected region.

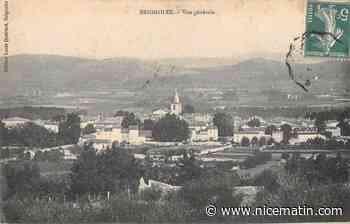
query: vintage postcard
[{"left": 0, "top": 0, "right": 349, "bottom": 223}]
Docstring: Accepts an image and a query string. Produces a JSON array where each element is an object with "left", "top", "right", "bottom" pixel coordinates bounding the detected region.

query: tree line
[
  {"left": 0, "top": 113, "right": 81, "bottom": 148},
  {"left": 0, "top": 107, "right": 66, "bottom": 121}
]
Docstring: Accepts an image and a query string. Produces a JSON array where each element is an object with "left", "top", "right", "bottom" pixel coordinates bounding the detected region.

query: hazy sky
[{"left": 3, "top": 0, "right": 307, "bottom": 59}]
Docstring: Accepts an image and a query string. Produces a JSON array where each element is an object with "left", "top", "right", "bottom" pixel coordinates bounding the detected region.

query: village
[
  {"left": 1, "top": 90, "right": 350, "bottom": 189},
  {"left": 1, "top": 89, "right": 350, "bottom": 223}
]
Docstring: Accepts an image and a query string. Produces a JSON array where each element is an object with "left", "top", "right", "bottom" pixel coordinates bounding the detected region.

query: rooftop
[{"left": 3, "top": 117, "right": 31, "bottom": 122}]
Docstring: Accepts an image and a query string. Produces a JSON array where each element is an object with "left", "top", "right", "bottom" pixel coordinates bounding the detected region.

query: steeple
[
  {"left": 170, "top": 88, "right": 182, "bottom": 116},
  {"left": 174, "top": 88, "right": 180, "bottom": 104}
]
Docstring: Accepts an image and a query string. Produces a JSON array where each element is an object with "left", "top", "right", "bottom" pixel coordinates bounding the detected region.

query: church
[
  {"left": 150, "top": 89, "right": 183, "bottom": 120},
  {"left": 170, "top": 89, "right": 182, "bottom": 116}
]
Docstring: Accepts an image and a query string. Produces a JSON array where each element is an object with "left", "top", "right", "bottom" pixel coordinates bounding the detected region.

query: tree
[
  {"left": 181, "top": 173, "right": 242, "bottom": 219},
  {"left": 259, "top": 136, "right": 267, "bottom": 146},
  {"left": 247, "top": 118, "right": 261, "bottom": 127},
  {"left": 241, "top": 151, "right": 272, "bottom": 168},
  {"left": 280, "top": 124, "right": 292, "bottom": 144},
  {"left": 59, "top": 113, "right": 81, "bottom": 144},
  {"left": 265, "top": 125, "right": 277, "bottom": 136},
  {"left": 4, "top": 161, "right": 41, "bottom": 197},
  {"left": 114, "top": 111, "right": 140, "bottom": 129},
  {"left": 254, "top": 172, "right": 350, "bottom": 220},
  {"left": 70, "top": 144, "right": 141, "bottom": 196},
  {"left": 177, "top": 150, "right": 201, "bottom": 184},
  {"left": 70, "top": 144, "right": 101, "bottom": 196},
  {"left": 82, "top": 123, "right": 96, "bottom": 135},
  {"left": 213, "top": 112, "right": 233, "bottom": 137},
  {"left": 7, "top": 122, "right": 57, "bottom": 147},
  {"left": 337, "top": 119, "right": 350, "bottom": 136},
  {"left": 267, "top": 137, "right": 275, "bottom": 145},
  {"left": 306, "top": 137, "right": 325, "bottom": 145},
  {"left": 0, "top": 120, "right": 7, "bottom": 147},
  {"left": 241, "top": 136, "right": 250, "bottom": 146},
  {"left": 251, "top": 136, "right": 258, "bottom": 146},
  {"left": 152, "top": 114, "right": 190, "bottom": 142},
  {"left": 253, "top": 170, "right": 279, "bottom": 192},
  {"left": 97, "top": 146, "right": 140, "bottom": 193},
  {"left": 314, "top": 118, "right": 326, "bottom": 133},
  {"left": 114, "top": 110, "right": 129, "bottom": 117},
  {"left": 0, "top": 147, "right": 10, "bottom": 159},
  {"left": 281, "top": 152, "right": 290, "bottom": 160},
  {"left": 183, "top": 104, "right": 195, "bottom": 114},
  {"left": 121, "top": 112, "right": 140, "bottom": 129}
]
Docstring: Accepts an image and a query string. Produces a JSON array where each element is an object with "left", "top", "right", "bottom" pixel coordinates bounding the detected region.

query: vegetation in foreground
[{"left": 1, "top": 143, "right": 350, "bottom": 223}]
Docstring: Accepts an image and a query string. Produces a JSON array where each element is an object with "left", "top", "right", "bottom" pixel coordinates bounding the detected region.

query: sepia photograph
[{"left": 0, "top": 0, "right": 349, "bottom": 223}]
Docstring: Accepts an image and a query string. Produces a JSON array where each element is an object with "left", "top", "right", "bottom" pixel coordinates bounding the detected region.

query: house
[
  {"left": 233, "top": 131, "right": 270, "bottom": 144},
  {"left": 33, "top": 120, "right": 59, "bottom": 133},
  {"left": 326, "top": 120, "right": 341, "bottom": 137},
  {"left": 127, "top": 126, "right": 147, "bottom": 145},
  {"left": 80, "top": 115, "right": 99, "bottom": 129},
  {"left": 139, "top": 130, "right": 153, "bottom": 141},
  {"left": 290, "top": 127, "right": 325, "bottom": 144},
  {"left": 138, "top": 177, "right": 182, "bottom": 196},
  {"left": 95, "top": 125, "right": 146, "bottom": 146},
  {"left": 2, "top": 117, "right": 31, "bottom": 128},
  {"left": 79, "top": 134, "right": 96, "bottom": 145},
  {"left": 183, "top": 113, "right": 212, "bottom": 124},
  {"left": 43, "top": 121, "right": 59, "bottom": 133},
  {"left": 150, "top": 109, "right": 169, "bottom": 120},
  {"left": 245, "top": 116, "right": 266, "bottom": 126},
  {"left": 134, "top": 153, "right": 146, "bottom": 160},
  {"left": 94, "top": 116, "right": 123, "bottom": 131},
  {"left": 184, "top": 113, "right": 218, "bottom": 143},
  {"left": 190, "top": 126, "right": 218, "bottom": 142},
  {"left": 84, "top": 139, "right": 113, "bottom": 151},
  {"left": 24, "top": 144, "right": 77, "bottom": 160},
  {"left": 63, "top": 149, "right": 78, "bottom": 160}
]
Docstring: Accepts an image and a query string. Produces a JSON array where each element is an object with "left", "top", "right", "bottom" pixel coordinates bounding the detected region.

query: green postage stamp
[{"left": 305, "top": 0, "right": 350, "bottom": 58}]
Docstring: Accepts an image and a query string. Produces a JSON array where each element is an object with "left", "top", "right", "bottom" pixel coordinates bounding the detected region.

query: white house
[
  {"left": 2, "top": 117, "right": 31, "bottom": 128},
  {"left": 190, "top": 126, "right": 218, "bottom": 142},
  {"left": 33, "top": 120, "right": 59, "bottom": 133},
  {"left": 43, "top": 121, "right": 59, "bottom": 133},
  {"left": 184, "top": 113, "right": 212, "bottom": 124},
  {"left": 326, "top": 120, "right": 341, "bottom": 137},
  {"left": 84, "top": 139, "right": 113, "bottom": 151},
  {"left": 94, "top": 125, "right": 146, "bottom": 146},
  {"left": 290, "top": 127, "right": 325, "bottom": 144},
  {"left": 149, "top": 109, "right": 169, "bottom": 120},
  {"left": 233, "top": 131, "right": 270, "bottom": 144},
  {"left": 138, "top": 177, "right": 182, "bottom": 196},
  {"left": 94, "top": 116, "right": 123, "bottom": 131},
  {"left": 80, "top": 115, "right": 99, "bottom": 129}
]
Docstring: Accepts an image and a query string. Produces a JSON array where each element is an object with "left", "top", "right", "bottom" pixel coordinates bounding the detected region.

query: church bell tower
[{"left": 170, "top": 89, "right": 182, "bottom": 116}]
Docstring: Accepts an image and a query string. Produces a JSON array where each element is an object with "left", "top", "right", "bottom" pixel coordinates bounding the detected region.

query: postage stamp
[{"left": 304, "top": 0, "right": 350, "bottom": 58}]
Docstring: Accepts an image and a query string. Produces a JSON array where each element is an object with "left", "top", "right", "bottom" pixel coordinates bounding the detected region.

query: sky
[{"left": 2, "top": 0, "right": 307, "bottom": 60}]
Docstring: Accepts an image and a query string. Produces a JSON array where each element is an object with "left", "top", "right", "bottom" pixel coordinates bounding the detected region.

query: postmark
[{"left": 304, "top": 0, "right": 350, "bottom": 58}]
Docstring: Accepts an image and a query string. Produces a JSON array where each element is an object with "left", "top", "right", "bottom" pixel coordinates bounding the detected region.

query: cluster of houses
[
  {"left": 0, "top": 90, "right": 345, "bottom": 154},
  {"left": 233, "top": 116, "right": 341, "bottom": 145},
  {"left": 79, "top": 89, "right": 219, "bottom": 150}
]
